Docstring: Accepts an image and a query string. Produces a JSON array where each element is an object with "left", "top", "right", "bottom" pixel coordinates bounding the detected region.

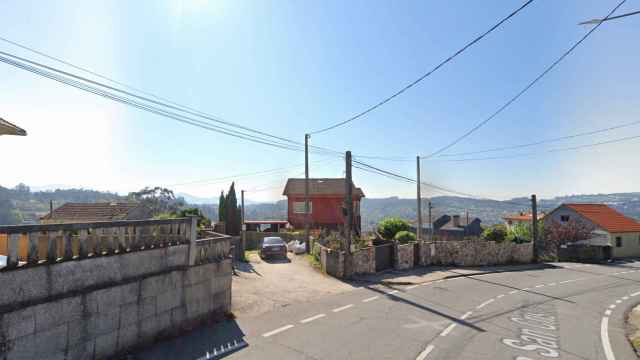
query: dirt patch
[{"left": 231, "top": 252, "right": 355, "bottom": 318}]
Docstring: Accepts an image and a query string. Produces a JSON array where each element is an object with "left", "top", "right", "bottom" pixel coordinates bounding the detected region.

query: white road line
[
  {"left": 601, "top": 316, "right": 615, "bottom": 360},
  {"left": 631, "top": 291, "right": 640, "bottom": 297},
  {"left": 476, "top": 299, "right": 494, "bottom": 309},
  {"left": 407, "top": 284, "right": 419, "bottom": 290},
  {"left": 605, "top": 310, "right": 612, "bottom": 316},
  {"left": 522, "top": 288, "right": 531, "bottom": 291},
  {"left": 333, "top": 304, "right": 354, "bottom": 313},
  {"left": 416, "top": 345, "right": 435, "bottom": 360},
  {"left": 616, "top": 300, "right": 622, "bottom": 304},
  {"left": 362, "top": 296, "right": 379, "bottom": 303},
  {"left": 509, "top": 290, "right": 519, "bottom": 294},
  {"left": 300, "top": 314, "right": 326, "bottom": 324},
  {"left": 496, "top": 294, "right": 505, "bottom": 299},
  {"left": 461, "top": 311, "right": 473, "bottom": 320},
  {"left": 262, "top": 324, "right": 294, "bottom": 337},
  {"left": 559, "top": 280, "right": 571, "bottom": 284},
  {"left": 440, "top": 323, "right": 457, "bottom": 337},
  {"left": 623, "top": 296, "right": 629, "bottom": 300},
  {"left": 548, "top": 282, "right": 557, "bottom": 286},
  {"left": 535, "top": 285, "right": 545, "bottom": 288},
  {"left": 609, "top": 304, "right": 617, "bottom": 309},
  {"left": 387, "top": 290, "right": 399, "bottom": 295}
]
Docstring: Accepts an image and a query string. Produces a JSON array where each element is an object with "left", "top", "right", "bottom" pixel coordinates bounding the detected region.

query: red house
[{"left": 283, "top": 178, "right": 365, "bottom": 234}]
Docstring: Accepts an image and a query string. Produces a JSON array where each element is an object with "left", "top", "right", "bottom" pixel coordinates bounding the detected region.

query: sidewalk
[{"left": 351, "top": 263, "right": 554, "bottom": 286}]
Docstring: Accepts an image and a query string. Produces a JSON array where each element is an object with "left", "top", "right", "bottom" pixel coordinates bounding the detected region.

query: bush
[
  {"left": 394, "top": 230, "right": 416, "bottom": 244},
  {"left": 378, "top": 218, "right": 411, "bottom": 240},
  {"left": 481, "top": 224, "right": 509, "bottom": 243}
]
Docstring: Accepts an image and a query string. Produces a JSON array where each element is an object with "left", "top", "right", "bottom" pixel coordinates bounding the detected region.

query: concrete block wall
[
  {"left": 352, "top": 247, "right": 375, "bottom": 275},
  {"left": 0, "top": 245, "right": 232, "bottom": 360}
]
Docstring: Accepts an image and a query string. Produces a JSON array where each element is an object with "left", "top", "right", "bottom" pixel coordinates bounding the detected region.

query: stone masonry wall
[
  {"left": 352, "top": 247, "right": 375, "bottom": 275},
  {"left": 421, "top": 240, "right": 533, "bottom": 266},
  {"left": 394, "top": 243, "right": 415, "bottom": 270},
  {"left": 0, "top": 245, "right": 232, "bottom": 360}
]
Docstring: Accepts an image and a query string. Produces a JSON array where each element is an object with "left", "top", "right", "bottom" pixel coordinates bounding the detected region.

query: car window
[{"left": 264, "top": 237, "right": 283, "bottom": 245}]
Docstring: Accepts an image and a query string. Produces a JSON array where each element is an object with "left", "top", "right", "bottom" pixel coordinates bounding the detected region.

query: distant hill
[{"left": 2, "top": 183, "right": 639, "bottom": 230}]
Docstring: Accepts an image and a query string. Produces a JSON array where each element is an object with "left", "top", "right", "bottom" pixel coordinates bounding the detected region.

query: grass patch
[{"left": 241, "top": 250, "right": 259, "bottom": 262}]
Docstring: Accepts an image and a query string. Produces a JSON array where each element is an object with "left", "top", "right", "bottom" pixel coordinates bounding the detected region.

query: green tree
[
  {"left": 481, "top": 224, "right": 509, "bottom": 243},
  {"left": 178, "top": 207, "right": 211, "bottom": 229},
  {"left": 127, "top": 186, "right": 185, "bottom": 216},
  {"left": 218, "top": 191, "right": 225, "bottom": 222},
  {"left": 394, "top": 230, "right": 416, "bottom": 244},
  {"left": 224, "top": 183, "right": 240, "bottom": 235},
  {"left": 377, "top": 217, "right": 411, "bottom": 240}
]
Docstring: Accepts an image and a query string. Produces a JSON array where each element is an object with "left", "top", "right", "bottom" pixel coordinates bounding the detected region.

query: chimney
[{"left": 452, "top": 214, "right": 461, "bottom": 227}]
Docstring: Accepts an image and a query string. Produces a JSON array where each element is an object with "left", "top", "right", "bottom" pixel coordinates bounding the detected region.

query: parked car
[{"left": 260, "top": 237, "right": 288, "bottom": 259}]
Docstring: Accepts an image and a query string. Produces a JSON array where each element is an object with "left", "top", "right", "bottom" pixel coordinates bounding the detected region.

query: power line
[
  {"left": 439, "top": 119, "right": 640, "bottom": 157},
  {"left": 0, "top": 51, "right": 345, "bottom": 155},
  {"left": 440, "top": 132, "right": 640, "bottom": 162},
  {"left": 0, "top": 37, "right": 302, "bottom": 147},
  {"left": 422, "top": 0, "right": 627, "bottom": 159},
  {"left": 579, "top": 9, "right": 640, "bottom": 25},
  {"left": 308, "top": 0, "right": 535, "bottom": 135}
]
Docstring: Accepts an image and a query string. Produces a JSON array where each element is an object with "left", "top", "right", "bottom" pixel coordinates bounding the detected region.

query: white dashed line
[
  {"left": 631, "top": 291, "right": 640, "bottom": 297},
  {"left": 262, "top": 324, "right": 294, "bottom": 337},
  {"left": 496, "top": 294, "right": 505, "bottom": 299},
  {"left": 387, "top": 290, "right": 399, "bottom": 295},
  {"left": 559, "top": 280, "right": 571, "bottom": 284},
  {"left": 440, "top": 323, "right": 457, "bottom": 337},
  {"left": 535, "top": 285, "right": 545, "bottom": 288},
  {"left": 509, "top": 290, "right": 519, "bottom": 294},
  {"left": 604, "top": 310, "right": 612, "bottom": 316},
  {"left": 522, "top": 288, "right": 531, "bottom": 291},
  {"left": 623, "top": 296, "right": 629, "bottom": 300},
  {"left": 609, "top": 304, "right": 616, "bottom": 309},
  {"left": 460, "top": 311, "right": 473, "bottom": 320},
  {"left": 407, "top": 284, "right": 419, "bottom": 290},
  {"left": 415, "top": 345, "right": 435, "bottom": 360},
  {"left": 333, "top": 304, "right": 354, "bottom": 313},
  {"left": 616, "top": 300, "right": 622, "bottom": 304},
  {"left": 300, "top": 314, "right": 326, "bottom": 324},
  {"left": 548, "top": 283, "right": 557, "bottom": 286},
  {"left": 362, "top": 296, "right": 379, "bottom": 303},
  {"left": 476, "top": 299, "right": 494, "bottom": 309}
]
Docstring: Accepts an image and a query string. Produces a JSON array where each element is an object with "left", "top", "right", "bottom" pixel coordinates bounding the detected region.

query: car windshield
[{"left": 264, "top": 237, "right": 284, "bottom": 245}]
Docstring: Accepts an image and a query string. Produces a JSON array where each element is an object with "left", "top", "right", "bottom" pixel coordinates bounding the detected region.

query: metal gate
[{"left": 374, "top": 243, "right": 393, "bottom": 272}]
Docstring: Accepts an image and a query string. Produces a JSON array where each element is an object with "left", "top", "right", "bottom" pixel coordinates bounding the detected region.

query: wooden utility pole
[
  {"left": 416, "top": 156, "right": 422, "bottom": 241},
  {"left": 344, "top": 150, "right": 353, "bottom": 277},
  {"left": 531, "top": 194, "right": 539, "bottom": 262},
  {"left": 241, "top": 190, "right": 246, "bottom": 255},
  {"left": 304, "top": 133, "right": 311, "bottom": 253}
]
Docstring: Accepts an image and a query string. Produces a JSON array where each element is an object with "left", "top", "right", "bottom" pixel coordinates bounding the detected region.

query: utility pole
[
  {"left": 344, "top": 150, "right": 353, "bottom": 277},
  {"left": 428, "top": 201, "right": 433, "bottom": 241},
  {"left": 416, "top": 156, "right": 422, "bottom": 241},
  {"left": 531, "top": 194, "right": 539, "bottom": 262},
  {"left": 304, "top": 133, "right": 311, "bottom": 254},
  {"left": 241, "top": 190, "right": 246, "bottom": 256},
  {"left": 49, "top": 200, "right": 53, "bottom": 218}
]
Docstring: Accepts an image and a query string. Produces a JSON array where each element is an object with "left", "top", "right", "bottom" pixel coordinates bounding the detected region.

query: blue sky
[{"left": 1, "top": 0, "right": 639, "bottom": 202}]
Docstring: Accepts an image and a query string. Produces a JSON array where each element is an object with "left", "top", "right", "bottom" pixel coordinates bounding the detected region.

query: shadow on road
[{"left": 131, "top": 319, "right": 247, "bottom": 360}]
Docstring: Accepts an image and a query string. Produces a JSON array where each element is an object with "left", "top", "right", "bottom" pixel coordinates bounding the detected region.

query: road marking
[
  {"left": 535, "top": 285, "right": 545, "bottom": 288},
  {"left": 362, "top": 296, "right": 379, "bottom": 303},
  {"left": 387, "top": 290, "right": 399, "bottom": 295},
  {"left": 496, "top": 294, "right": 505, "bottom": 299},
  {"left": 616, "top": 300, "right": 622, "bottom": 304},
  {"left": 476, "top": 299, "right": 494, "bottom": 309},
  {"left": 601, "top": 316, "right": 615, "bottom": 360},
  {"left": 559, "top": 280, "right": 572, "bottom": 284},
  {"left": 262, "top": 324, "right": 294, "bottom": 337},
  {"left": 415, "top": 345, "right": 435, "bottom": 360},
  {"left": 548, "top": 282, "right": 557, "bottom": 286},
  {"left": 631, "top": 291, "right": 640, "bottom": 297},
  {"left": 522, "top": 287, "right": 531, "bottom": 291},
  {"left": 623, "top": 296, "right": 629, "bottom": 300},
  {"left": 300, "top": 314, "right": 326, "bottom": 324},
  {"left": 333, "top": 304, "right": 354, "bottom": 313},
  {"left": 440, "top": 323, "right": 457, "bottom": 336},
  {"left": 509, "top": 290, "right": 518, "bottom": 294},
  {"left": 407, "top": 284, "right": 419, "bottom": 290},
  {"left": 605, "top": 310, "right": 612, "bottom": 316},
  {"left": 609, "top": 304, "right": 616, "bottom": 309},
  {"left": 461, "top": 311, "right": 473, "bottom": 320}
]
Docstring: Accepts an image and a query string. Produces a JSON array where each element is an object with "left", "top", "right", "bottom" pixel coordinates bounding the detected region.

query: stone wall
[
  {"left": 352, "top": 247, "right": 375, "bottom": 275},
  {"left": 0, "top": 221, "right": 233, "bottom": 360},
  {"left": 394, "top": 243, "right": 415, "bottom": 270},
  {"left": 421, "top": 240, "right": 533, "bottom": 266},
  {"left": 319, "top": 246, "right": 344, "bottom": 278}
]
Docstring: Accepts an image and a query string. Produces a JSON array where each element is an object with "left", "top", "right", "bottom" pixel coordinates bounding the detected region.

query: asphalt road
[{"left": 137, "top": 259, "right": 640, "bottom": 360}]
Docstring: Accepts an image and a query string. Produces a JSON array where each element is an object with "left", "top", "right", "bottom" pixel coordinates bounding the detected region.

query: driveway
[{"left": 232, "top": 252, "right": 355, "bottom": 318}]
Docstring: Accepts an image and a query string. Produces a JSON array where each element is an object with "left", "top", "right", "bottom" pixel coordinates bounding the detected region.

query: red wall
[{"left": 287, "top": 195, "right": 361, "bottom": 231}]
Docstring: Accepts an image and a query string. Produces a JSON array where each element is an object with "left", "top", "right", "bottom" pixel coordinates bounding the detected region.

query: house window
[
  {"left": 293, "top": 201, "right": 312, "bottom": 214},
  {"left": 616, "top": 236, "right": 622, "bottom": 247},
  {"left": 560, "top": 215, "right": 570, "bottom": 223}
]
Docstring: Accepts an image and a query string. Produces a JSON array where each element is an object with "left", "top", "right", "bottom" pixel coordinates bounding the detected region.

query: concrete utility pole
[
  {"left": 241, "top": 190, "right": 246, "bottom": 255},
  {"left": 344, "top": 150, "right": 353, "bottom": 277},
  {"left": 304, "top": 133, "right": 311, "bottom": 254},
  {"left": 416, "top": 156, "right": 422, "bottom": 241},
  {"left": 428, "top": 201, "right": 433, "bottom": 241},
  {"left": 531, "top": 194, "right": 539, "bottom": 262}
]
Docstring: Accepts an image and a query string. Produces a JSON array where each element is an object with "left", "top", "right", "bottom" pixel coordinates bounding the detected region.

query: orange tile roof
[{"left": 564, "top": 203, "right": 640, "bottom": 233}]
